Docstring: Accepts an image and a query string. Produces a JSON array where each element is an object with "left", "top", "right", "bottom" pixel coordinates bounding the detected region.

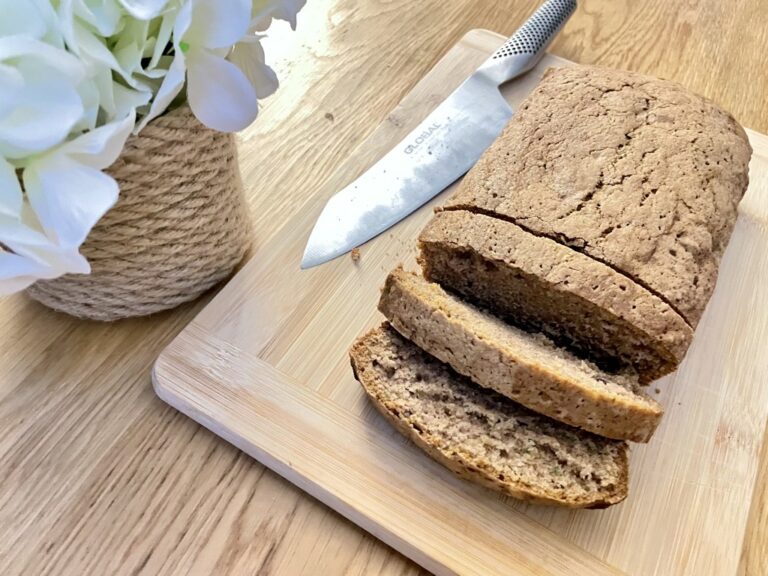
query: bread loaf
[{"left": 444, "top": 65, "right": 752, "bottom": 328}]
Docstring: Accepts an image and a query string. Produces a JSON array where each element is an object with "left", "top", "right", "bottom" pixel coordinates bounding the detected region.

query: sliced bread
[
  {"left": 350, "top": 323, "right": 629, "bottom": 508},
  {"left": 419, "top": 210, "right": 693, "bottom": 382},
  {"left": 379, "top": 267, "right": 662, "bottom": 442},
  {"left": 444, "top": 64, "right": 752, "bottom": 328}
]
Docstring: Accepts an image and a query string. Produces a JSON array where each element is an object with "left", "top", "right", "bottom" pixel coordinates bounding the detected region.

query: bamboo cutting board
[{"left": 153, "top": 30, "right": 768, "bottom": 576}]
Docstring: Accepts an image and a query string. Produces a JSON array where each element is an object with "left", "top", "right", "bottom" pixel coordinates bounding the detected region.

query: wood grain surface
[{"left": 2, "top": 1, "right": 767, "bottom": 574}]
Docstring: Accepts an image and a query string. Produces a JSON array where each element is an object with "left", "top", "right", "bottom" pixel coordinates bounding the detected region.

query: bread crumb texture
[
  {"left": 379, "top": 267, "right": 663, "bottom": 442},
  {"left": 418, "top": 210, "right": 693, "bottom": 380}
]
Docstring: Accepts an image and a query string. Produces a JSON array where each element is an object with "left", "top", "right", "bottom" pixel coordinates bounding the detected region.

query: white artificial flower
[
  {"left": 228, "top": 36, "right": 278, "bottom": 101},
  {"left": 58, "top": 3, "right": 133, "bottom": 82},
  {"left": 0, "top": 111, "right": 136, "bottom": 294},
  {"left": 141, "top": 0, "right": 262, "bottom": 132},
  {"left": 224, "top": 0, "right": 307, "bottom": 105},
  {"left": 57, "top": 0, "right": 168, "bottom": 124},
  {"left": 75, "top": 0, "right": 125, "bottom": 36},
  {"left": 0, "top": 209, "right": 85, "bottom": 295},
  {"left": 0, "top": 0, "right": 306, "bottom": 294},
  {"left": 118, "top": 0, "right": 173, "bottom": 20},
  {"left": 23, "top": 111, "right": 136, "bottom": 250},
  {"left": 0, "top": 0, "right": 64, "bottom": 47},
  {"left": 0, "top": 37, "right": 87, "bottom": 159},
  {"left": 0, "top": 252, "right": 52, "bottom": 294},
  {"left": 251, "top": 0, "right": 306, "bottom": 31}
]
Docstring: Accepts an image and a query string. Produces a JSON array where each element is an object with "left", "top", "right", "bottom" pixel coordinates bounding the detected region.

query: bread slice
[
  {"left": 379, "top": 267, "right": 662, "bottom": 442},
  {"left": 419, "top": 210, "right": 693, "bottom": 383},
  {"left": 444, "top": 64, "right": 751, "bottom": 328},
  {"left": 350, "top": 323, "right": 629, "bottom": 508}
]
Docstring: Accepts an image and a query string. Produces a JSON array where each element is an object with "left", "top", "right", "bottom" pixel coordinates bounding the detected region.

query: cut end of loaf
[
  {"left": 418, "top": 209, "right": 693, "bottom": 383},
  {"left": 350, "top": 324, "right": 629, "bottom": 509}
]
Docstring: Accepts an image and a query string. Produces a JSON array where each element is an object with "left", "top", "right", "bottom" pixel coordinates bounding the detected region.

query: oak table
[{"left": 2, "top": 1, "right": 767, "bottom": 574}]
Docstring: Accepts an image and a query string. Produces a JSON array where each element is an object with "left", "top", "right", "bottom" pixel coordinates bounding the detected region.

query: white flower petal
[
  {"left": 229, "top": 40, "right": 278, "bottom": 99},
  {"left": 113, "top": 84, "right": 152, "bottom": 120},
  {"left": 0, "top": 212, "right": 74, "bottom": 280},
  {"left": 0, "top": 55, "right": 85, "bottom": 158},
  {"left": 1, "top": 206, "right": 91, "bottom": 276},
  {"left": 0, "top": 40, "right": 85, "bottom": 153},
  {"left": 0, "top": 274, "right": 42, "bottom": 295},
  {"left": 57, "top": 112, "right": 135, "bottom": 169},
  {"left": 172, "top": 0, "right": 193, "bottom": 44},
  {"left": 0, "top": 156, "right": 22, "bottom": 218},
  {"left": 94, "top": 65, "right": 118, "bottom": 118},
  {"left": 251, "top": 0, "right": 305, "bottom": 31},
  {"left": 73, "top": 76, "right": 101, "bottom": 133},
  {"left": 72, "top": 0, "right": 124, "bottom": 37},
  {"left": 0, "top": 251, "right": 53, "bottom": 294},
  {"left": 114, "top": 19, "right": 150, "bottom": 73},
  {"left": 280, "top": 0, "right": 306, "bottom": 29},
  {"left": 149, "top": 8, "right": 177, "bottom": 67},
  {"left": 0, "top": 64, "right": 23, "bottom": 120},
  {"left": 185, "top": 0, "right": 251, "bottom": 50},
  {"left": 26, "top": 245, "right": 91, "bottom": 276},
  {"left": 0, "top": 0, "right": 62, "bottom": 47},
  {"left": 24, "top": 157, "right": 119, "bottom": 249},
  {"left": 23, "top": 108, "right": 131, "bottom": 251},
  {"left": 0, "top": 37, "right": 84, "bottom": 79},
  {"left": 0, "top": 250, "right": 47, "bottom": 277},
  {"left": 187, "top": 49, "right": 258, "bottom": 132},
  {"left": 140, "top": 66, "right": 169, "bottom": 79},
  {"left": 119, "top": 0, "right": 171, "bottom": 20},
  {"left": 68, "top": 20, "right": 124, "bottom": 73},
  {"left": 0, "top": 0, "right": 48, "bottom": 39},
  {"left": 0, "top": 212, "right": 50, "bottom": 249},
  {"left": 0, "top": 178, "right": 95, "bottom": 291},
  {"left": 136, "top": 49, "right": 185, "bottom": 132},
  {"left": 32, "top": 0, "right": 66, "bottom": 46}
]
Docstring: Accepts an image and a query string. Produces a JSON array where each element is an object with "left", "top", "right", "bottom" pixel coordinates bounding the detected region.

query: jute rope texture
[{"left": 26, "top": 106, "right": 251, "bottom": 321}]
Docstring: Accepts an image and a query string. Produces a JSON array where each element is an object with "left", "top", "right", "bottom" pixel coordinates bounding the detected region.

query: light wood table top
[{"left": 2, "top": 1, "right": 767, "bottom": 574}]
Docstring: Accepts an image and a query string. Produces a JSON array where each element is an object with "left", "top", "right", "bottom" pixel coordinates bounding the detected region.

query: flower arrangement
[{"left": 0, "top": 0, "right": 304, "bottom": 295}]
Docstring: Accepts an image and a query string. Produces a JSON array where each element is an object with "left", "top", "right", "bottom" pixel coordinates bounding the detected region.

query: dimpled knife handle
[{"left": 481, "top": 0, "right": 577, "bottom": 84}]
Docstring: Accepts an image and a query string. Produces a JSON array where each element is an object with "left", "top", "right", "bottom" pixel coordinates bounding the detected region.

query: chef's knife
[{"left": 301, "top": 0, "right": 577, "bottom": 269}]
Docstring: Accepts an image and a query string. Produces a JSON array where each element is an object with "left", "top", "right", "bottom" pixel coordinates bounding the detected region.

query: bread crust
[{"left": 445, "top": 64, "right": 752, "bottom": 328}]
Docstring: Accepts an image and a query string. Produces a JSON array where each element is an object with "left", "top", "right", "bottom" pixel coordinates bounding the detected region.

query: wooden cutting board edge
[{"left": 152, "top": 325, "right": 622, "bottom": 576}]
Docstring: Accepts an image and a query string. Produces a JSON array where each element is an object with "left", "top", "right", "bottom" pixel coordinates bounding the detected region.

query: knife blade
[{"left": 301, "top": 0, "right": 577, "bottom": 269}]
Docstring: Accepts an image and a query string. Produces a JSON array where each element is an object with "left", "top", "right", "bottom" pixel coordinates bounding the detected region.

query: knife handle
[{"left": 479, "top": 0, "right": 577, "bottom": 85}]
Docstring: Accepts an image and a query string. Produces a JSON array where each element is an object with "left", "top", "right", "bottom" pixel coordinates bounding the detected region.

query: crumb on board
[
  {"left": 324, "top": 112, "right": 335, "bottom": 122},
  {"left": 351, "top": 248, "right": 360, "bottom": 263},
  {"left": 655, "top": 388, "right": 661, "bottom": 394}
]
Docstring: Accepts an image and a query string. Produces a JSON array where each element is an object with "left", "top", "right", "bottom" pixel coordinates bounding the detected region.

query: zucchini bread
[
  {"left": 443, "top": 65, "right": 752, "bottom": 329},
  {"left": 350, "top": 64, "right": 751, "bottom": 508},
  {"left": 419, "top": 210, "right": 693, "bottom": 382},
  {"left": 350, "top": 324, "right": 629, "bottom": 508},
  {"left": 379, "top": 267, "right": 663, "bottom": 442}
]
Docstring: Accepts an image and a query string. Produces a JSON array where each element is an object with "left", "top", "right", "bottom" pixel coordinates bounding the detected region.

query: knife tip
[{"left": 300, "top": 251, "right": 321, "bottom": 270}]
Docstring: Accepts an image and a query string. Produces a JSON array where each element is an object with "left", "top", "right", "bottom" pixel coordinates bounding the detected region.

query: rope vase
[{"left": 26, "top": 106, "right": 251, "bottom": 321}]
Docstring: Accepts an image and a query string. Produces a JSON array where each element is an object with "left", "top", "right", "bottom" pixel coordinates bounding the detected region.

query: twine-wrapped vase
[{"left": 26, "top": 106, "right": 251, "bottom": 321}]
